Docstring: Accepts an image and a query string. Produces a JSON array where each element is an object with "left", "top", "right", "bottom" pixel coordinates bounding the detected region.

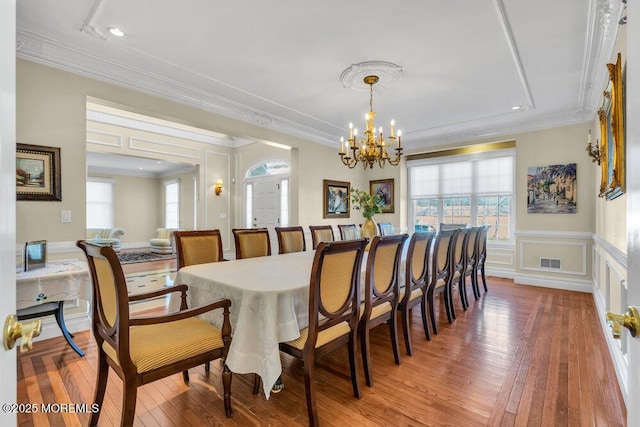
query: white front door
[
  {"left": 0, "top": 0, "right": 18, "bottom": 424},
  {"left": 253, "top": 177, "right": 281, "bottom": 249}
]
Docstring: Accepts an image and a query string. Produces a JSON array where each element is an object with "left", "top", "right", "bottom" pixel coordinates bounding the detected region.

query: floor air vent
[{"left": 540, "top": 257, "right": 561, "bottom": 269}]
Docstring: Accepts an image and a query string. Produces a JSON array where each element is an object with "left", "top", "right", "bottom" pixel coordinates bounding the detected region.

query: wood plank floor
[{"left": 17, "top": 276, "right": 626, "bottom": 426}]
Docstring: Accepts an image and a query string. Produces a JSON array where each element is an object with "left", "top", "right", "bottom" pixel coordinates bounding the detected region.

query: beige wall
[
  {"left": 88, "top": 173, "right": 160, "bottom": 244},
  {"left": 16, "top": 59, "right": 317, "bottom": 251},
  {"left": 405, "top": 122, "right": 596, "bottom": 289}
]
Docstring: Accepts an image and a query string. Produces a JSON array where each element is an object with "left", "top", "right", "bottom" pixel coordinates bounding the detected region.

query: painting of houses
[{"left": 527, "top": 163, "right": 577, "bottom": 214}]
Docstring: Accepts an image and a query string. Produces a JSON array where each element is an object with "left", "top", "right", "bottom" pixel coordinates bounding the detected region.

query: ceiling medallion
[
  {"left": 340, "top": 61, "right": 404, "bottom": 91},
  {"left": 339, "top": 75, "right": 403, "bottom": 169}
]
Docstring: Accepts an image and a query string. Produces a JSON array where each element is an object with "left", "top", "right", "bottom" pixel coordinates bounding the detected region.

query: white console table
[{"left": 16, "top": 260, "right": 91, "bottom": 356}]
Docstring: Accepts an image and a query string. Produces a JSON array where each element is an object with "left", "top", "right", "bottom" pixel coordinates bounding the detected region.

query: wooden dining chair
[
  {"left": 377, "top": 222, "right": 395, "bottom": 236},
  {"left": 399, "top": 230, "right": 435, "bottom": 355},
  {"left": 275, "top": 226, "right": 306, "bottom": 254},
  {"left": 450, "top": 227, "right": 471, "bottom": 313},
  {"left": 338, "top": 223, "right": 360, "bottom": 240},
  {"left": 279, "top": 238, "right": 367, "bottom": 426},
  {"left": 309, "top": 225, "right": 335, "bottom": 249},
  {"left": 460, "top": 226, "right": 483, "bottom": 303},
  {"left": 76, "top": 240, "right": 233, "bottom": 426},
  {"left": 426, "top": 228, "right": 458, "bottom": 335},
  {"left": 232, "top": 228, "right": 271, "bottom": 259},
  {"left": 174, "top": 229, "right": 225, "bottom": 269},
  {"left": 476, "top": 225, "right": 490, "bottom": 293},
  {"left": 359, "top": 234, "right": 408, "bottom": 386}
]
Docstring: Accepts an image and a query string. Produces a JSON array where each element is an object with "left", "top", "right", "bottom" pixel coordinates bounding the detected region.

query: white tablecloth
[
  {"left": 169, "top": 251, "right": 315, "bottom": 398},
  {"left": 16, "top": 260, "right": 91, "bottom": 310},
  {"left": 169, "top": 242, "right": 409, "bottom": 399}
]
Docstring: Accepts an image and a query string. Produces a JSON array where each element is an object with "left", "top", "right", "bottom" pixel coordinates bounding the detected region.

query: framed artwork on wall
[
  {"left": 526, "top": 163, "right": 577, "bottom": 214},
  {"left": 323, "top": 179, "right": 350, "bottom": 219},
  {"left": 604, "top": 52, "right": 625, "bottom": 200},
  {"left": 16, "top": 143, "right": 61, "bottom": 201},
  {"left": 369, "top": 179, "right": 394, "bottom": 213}
]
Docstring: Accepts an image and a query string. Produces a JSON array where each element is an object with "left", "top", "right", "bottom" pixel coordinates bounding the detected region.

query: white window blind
[
  {"left": 440, "top": 162, "right": 472, "bottom": 195},
  {"left": 476, "top": 156, "right": 513, "bottom": 194},
  {"left": 87, "top": 179, "right": 114, "bottom": 229}
]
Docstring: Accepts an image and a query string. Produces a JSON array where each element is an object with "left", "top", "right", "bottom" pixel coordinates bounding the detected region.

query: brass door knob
[
  {"left": 606, "top": 306, "right": 639, "bottom": 339},
  {"left": 3, "top": 314, "right": 42, "bottom": 352}
]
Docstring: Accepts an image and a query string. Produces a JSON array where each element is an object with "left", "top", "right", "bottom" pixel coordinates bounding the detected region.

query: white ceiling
[{"left": 16, "top": 0, "right": 625, "bottom": 150}]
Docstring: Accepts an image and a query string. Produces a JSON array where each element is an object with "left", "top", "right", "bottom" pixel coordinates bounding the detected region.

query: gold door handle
[
  {"left": 3, "top": 315, "right": 42, "bottom": 352},
  {"left": 606, "top": 306, "right": 639, "bottom": 339}
]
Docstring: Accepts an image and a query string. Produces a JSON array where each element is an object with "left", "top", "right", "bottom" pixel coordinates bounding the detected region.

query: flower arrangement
[{"left": 350, "top": 189, "right": 383, "bottom": 219}]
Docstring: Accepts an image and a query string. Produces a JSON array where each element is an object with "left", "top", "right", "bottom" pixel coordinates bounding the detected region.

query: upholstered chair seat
[{"left": 76, "top": 240, "right": 233, "bottom": 426}]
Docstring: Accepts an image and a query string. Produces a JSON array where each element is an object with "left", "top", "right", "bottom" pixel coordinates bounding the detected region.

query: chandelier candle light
[{"left": 339, "top": 75, "right": 403, "bottom": 169}]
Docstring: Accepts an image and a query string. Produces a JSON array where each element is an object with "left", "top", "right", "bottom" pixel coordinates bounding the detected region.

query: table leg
[{"left": 54, "top": 301, "right": 85, "bottom": 357}]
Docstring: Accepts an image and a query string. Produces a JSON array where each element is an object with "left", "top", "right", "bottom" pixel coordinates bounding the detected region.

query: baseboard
[
  {"left": 31, "top": 310, "right": 91, "bottom": 343},
  {"left": 486, "top": 267, "right": 514, "bottom": 279},
  {"left": 120, "top": 242, "right": 151, "bottom": 251},
  {"left": 513, "top": 273, "right": 592, "bottom": 293},
  {"left": 591, "top": 283, "right": 629, "bottom": 406}
]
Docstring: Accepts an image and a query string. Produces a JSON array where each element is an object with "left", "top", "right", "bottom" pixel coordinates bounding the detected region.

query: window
[
  {"left": 246, "top": 183, "right": 253, "bottom": 228},
  {"left": 408, "top": 151, "right": 514, "bottom": 242},
  {"left": 164, "top": 179, "right": 179, "bottom": 229},
  {"left": 247, "top": 160, "right": 289, "bottom": 178},
  {"left": 87, "top": 178, "right": 114, "bottom": 229},
  {"left": 280, "top": 178, "right": 289, "bottom": 226}
]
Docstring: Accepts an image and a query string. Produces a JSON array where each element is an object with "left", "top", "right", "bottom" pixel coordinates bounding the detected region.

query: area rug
[{"left": 117, "top": 251, "right": 176, "bottom": 265}]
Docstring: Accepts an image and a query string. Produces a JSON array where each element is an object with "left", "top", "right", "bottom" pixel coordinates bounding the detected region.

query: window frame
[
  {"left": 164, "top": 178, "right": 180, "bottom": 229},
  {"left": 407, "top": 148, "right": 515, "bottom": 244}
]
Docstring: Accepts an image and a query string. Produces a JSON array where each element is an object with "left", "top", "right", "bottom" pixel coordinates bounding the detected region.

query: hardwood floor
[{"left": 17, "top": 276, "right": 626, "bottom": 426}]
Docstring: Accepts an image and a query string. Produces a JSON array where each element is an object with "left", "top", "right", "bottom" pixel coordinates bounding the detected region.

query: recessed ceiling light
[
  {"left": 511, "top": 105, "right": 522, "bottom": 111},
  {"left": 108, "top": 27, "right": 126, "bottom": 37}
]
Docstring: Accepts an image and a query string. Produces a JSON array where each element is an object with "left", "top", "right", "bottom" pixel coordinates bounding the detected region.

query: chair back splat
[
  {"left": 451, "top": 227, "right": 471, "bottom": 311},
  {"left": 174, "top": 229, "right": 225, "bottom": 269},
  {"left": 426, "top": 229, "right": 458, "bottom": 335},
  {"left": 232, "top": 228, "right": 271, "bottom": 259},
  {"left": 76, "top": 240, "right": 233, "bottom": 426},
  {"left": 377, "top": 222, "right": 395, "bottom": 236},
  {"left": 279, "top": 238, "right": 367, "bottom": 426},
  {"left": 309, "top": 225, "right": 335, "bottom": 249},
  {"left": 359, "top": 234, "right": 408, "bottom": 386},
  {"left": 276, "top": 226, "right": 306, "bottom": 254},
  {"left": 338, "top": 224, "right": 360, "bottom": 240},
  {"left": 399, "top": 230, "right": 435, "bottom": 355}
]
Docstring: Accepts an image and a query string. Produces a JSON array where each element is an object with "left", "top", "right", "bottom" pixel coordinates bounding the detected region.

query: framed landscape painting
[
  {"left": 16, "top": 143, "right": 61, "bottom": 201},
  {"left": 527, "top": 163, "right": 576, "bottom": 214},
  {"left": 323, "top": 179, "right": 350, "bottom": 219},
  {"left": 370, "top": 179, "right": 394, "bottom": 213}
]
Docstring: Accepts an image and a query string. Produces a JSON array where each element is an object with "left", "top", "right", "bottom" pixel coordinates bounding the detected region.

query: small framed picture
[
  {"left": 323, "top": 180, "right": 350, "bottom": 219},
  {"left": 16, "top": 143, "right": 61, "bottom": 201},
  {"left": 370, "top": 179, "right": 394, "bottom": 213}
]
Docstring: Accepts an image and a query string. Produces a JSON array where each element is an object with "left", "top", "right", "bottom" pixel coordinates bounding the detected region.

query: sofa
[
  {"left": 86, "top": 228, "right": 125, "bottom": 253},
  {"left": 150, "top": 228, "right": 177, "bottom": 254}
]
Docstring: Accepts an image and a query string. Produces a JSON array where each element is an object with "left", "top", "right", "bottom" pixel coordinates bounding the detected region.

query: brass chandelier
[{"left": 339, "top": 75, "right": 403, "bottom": 169}]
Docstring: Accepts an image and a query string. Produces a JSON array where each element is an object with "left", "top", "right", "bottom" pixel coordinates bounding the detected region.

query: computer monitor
[{"left": 24, "top": 240, "right": 47, "bottom": 271}]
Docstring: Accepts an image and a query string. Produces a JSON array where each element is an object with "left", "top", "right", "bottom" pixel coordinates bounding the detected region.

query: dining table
[
  {"left": 168, "top": 241, "right": 409, "bottom": 399},
  {"left": 169, "top": 250, "right": 317, "bottom": 398}
]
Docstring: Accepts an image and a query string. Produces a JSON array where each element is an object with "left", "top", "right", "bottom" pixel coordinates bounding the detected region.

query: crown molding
[{"left": 16, "top": 30, "right": 338, "bottom": 148}]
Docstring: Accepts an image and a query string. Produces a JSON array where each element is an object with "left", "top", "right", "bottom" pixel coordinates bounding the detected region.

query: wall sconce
[
  {"left": 214, "top": 179, "right": 223, "bottom": 196},
  {"left": 585, "top": 130, "right": 602, "bottom": 165}
]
